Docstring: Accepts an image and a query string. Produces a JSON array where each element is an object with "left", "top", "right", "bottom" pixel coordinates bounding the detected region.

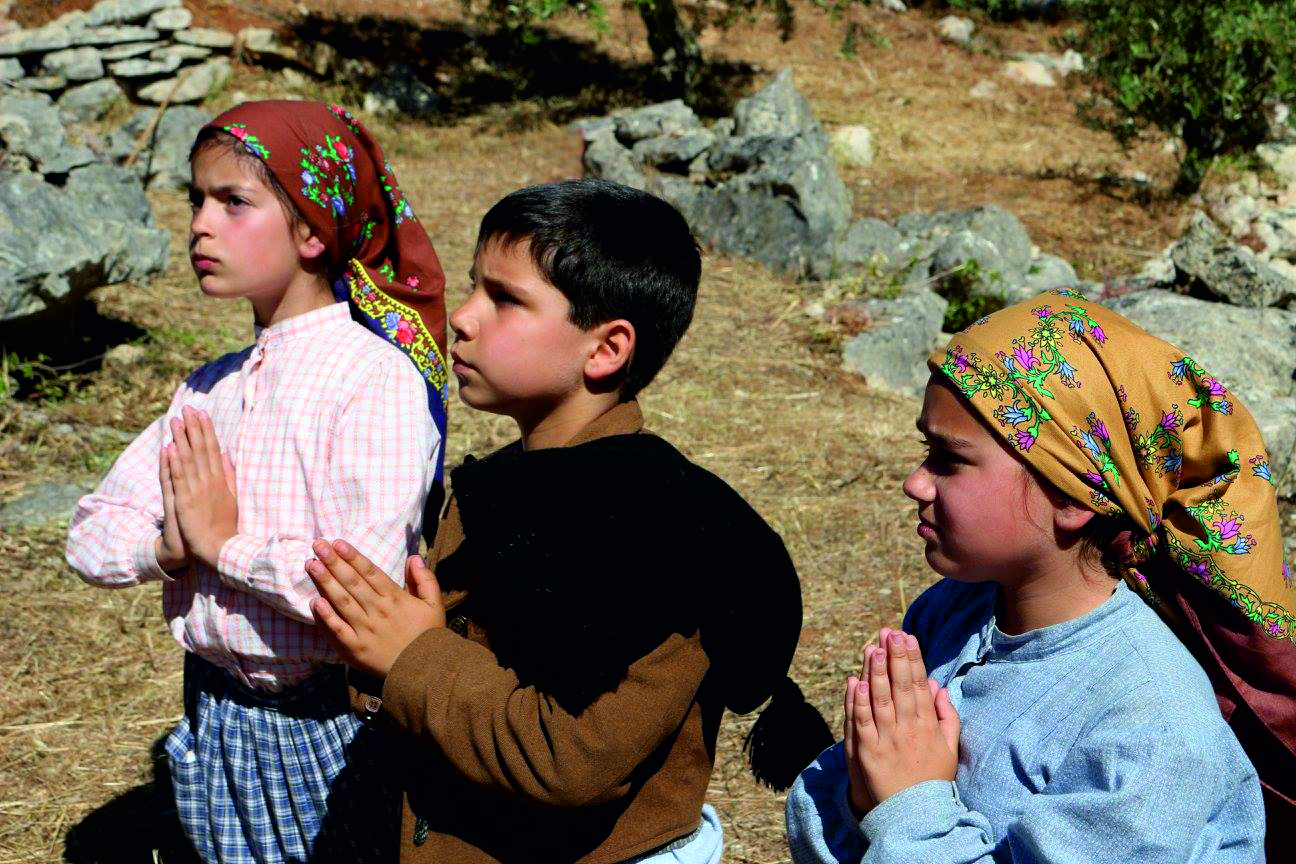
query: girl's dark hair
[
  {"left": 189, "top": 128, "right": 338, "bottom": 278},
  {"left": 1018, "top": 466, "right": 1133, "bottom": 579},
  {"left": 475, "top": 179, "right": 701, "bottom": 400}
]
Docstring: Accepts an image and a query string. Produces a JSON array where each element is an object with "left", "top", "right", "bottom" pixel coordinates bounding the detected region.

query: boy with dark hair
[{"left": 307, "top": 179, "right": 829, "bottom": 863}]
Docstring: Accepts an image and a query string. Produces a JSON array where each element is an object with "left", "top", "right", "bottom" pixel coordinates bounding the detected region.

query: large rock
[
  {"left": 0, "top": 91, "right": 95, "bottom": 175},
  {"left": 0, "top": 162, "right": 169, "bottom": 338},
  {"left": 363, "top": 63, "right": 439, "bottom": 119},
  {"left": 0, "top": 482, "right": 94, "bottom": 527},
  {"left": 57, "top": 77, "right": 124, "bottom": 123},
  {"left": 1105, "top": 289, "right": 1296, "bottom": 496},
  {"left": 136, "top": 57, "right": 230, "bottom": 103},
  {"left": 72, "top": 25, "right": 160, "bottom": 47},
  {"left": 0, "top": 25, "right": 74, "bottom": 57},
  {"left": 841, "top": 288, "right": 949, "bottom": 397},
  {"left": 173, "top": 27, "right": 236, "bottom": 49},
  {"left": 835, "top": 217, "right": 903, "bottom": 274},
  {"left": 895, "top": 205, "right": 1035, "bottom": 301},
  {"left": 148, "top": 6, "right": 192, "bottom": 30},
  {"left": 0, "top": 56, "right": 21, "bottom": 81},
  {"left": 579, "top": 70, "right": 852, "bottom": 281},
  {"left": 106, "top": 104, "right": 209, "bottom": 188},
  {"left": 40, "top": 46, "right": 104, "bottom": 82},
  {"left": 84, "top": 0, "right": 181, "bottom": 28},
  {"left": 1171, "top": 212, "right": 1296, "bottom": 308}
]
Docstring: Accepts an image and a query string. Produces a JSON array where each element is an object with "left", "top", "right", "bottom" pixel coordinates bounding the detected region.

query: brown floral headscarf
[
  {"left": 931, "top": 289, "right": 1295, "bottom": 848},
  {"left": 201, "top": 100, "right": 449, "bottom": 479}
]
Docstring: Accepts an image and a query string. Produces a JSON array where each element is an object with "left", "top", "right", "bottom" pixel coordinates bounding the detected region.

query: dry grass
[{"left": 0, "top": 1, "right": 1219, "bottom": 861}]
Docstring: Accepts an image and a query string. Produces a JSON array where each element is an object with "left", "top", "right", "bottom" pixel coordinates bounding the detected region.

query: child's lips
[
  {"left": 917, "top": 518, "right": 939, "bottom": 540},
  {"left": 191, "top": 254, "right": 218, "bottom": 271}
]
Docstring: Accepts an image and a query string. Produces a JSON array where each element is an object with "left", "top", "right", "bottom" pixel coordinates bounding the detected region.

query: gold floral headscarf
[{"left": 931, "top": 289, "right": 1292, "bottom": 639}]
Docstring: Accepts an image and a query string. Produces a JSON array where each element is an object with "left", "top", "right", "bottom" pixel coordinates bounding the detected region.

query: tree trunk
[{"left": 635, "top": 0, "right": 703, "bottom": 102}]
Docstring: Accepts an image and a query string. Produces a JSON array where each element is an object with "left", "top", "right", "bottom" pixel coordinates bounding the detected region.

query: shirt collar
[
  {"left": 981, "top": 580, "right": 1135, "bottom": 662},
  {"left": 254, "top": 301, "right": 350, "bottom": 349}
]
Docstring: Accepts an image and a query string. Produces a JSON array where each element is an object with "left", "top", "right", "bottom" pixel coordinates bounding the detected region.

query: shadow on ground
[
  {"left": 1, "top": 301, "right": 148, "bottom": 400},
  {"left": 63, "top": 734, "right": 199, "bottom": 864},
  {"left": 289, "top": 12, "right": 758, "bottom": 124}
]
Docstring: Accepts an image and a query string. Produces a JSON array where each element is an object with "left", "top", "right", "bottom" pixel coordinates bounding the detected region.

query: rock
[
  {"left": 1014, "top": 50, "right": 1084, "bottom": 78},
  {"left": 1135, "top": 248, "right": 1177, "bottom": 286},
  {"left": 835, "top": 217, "right": 903, "bottom": 273},
  {"left": 580, "top": 127, "right": 648, "bottom": 190},
  {"left": 102, "top": 341, "right": 147, "bottom": 369},
  {"left": 1023, "top": 253, "right": 1078, "bottom": 291},
  {"left": 174, "top": 27, "right": 236, "bottom": 49},
  {"left": 73, "top": 25, "right": 161, "bottom": 46},
  {"left": 880, "top": 0, "right": 906, "bottom": 11},
  {"left": 631, "top": 128, "right": 715, "bottom": 170},
  {"left": 100, "top": 40, "right": 163, "bottom": 60},
  {"left": 937, "top": 15, "right": 975, "bottom": 46},
  {"left": 0, "top": 56, "right": 21, "bottom": 81},
  {"left": 238, "top": 26, "right": 310, "bottom": 70},
  {"left": 362, "top": 63, "right": 439, "bottom": 119},
  {"left": 84, "top": 0, "right": 180, "bottom": 28},
  {"left": 1105, "top": 289, "right": 1296, "bottom": 496},
  {"left": 151, "top": 43, "right": 212, "bottom": 62},
  {"left": 109, "top": 54, "right": 182, "bottom": 78},
  {"left": 1258, "top": 143, "right": 1296, "bottom": 190},
  {"left": 15, "top": 74, "right": 67, "bottom": 93},
  {"left": 0, "top": 162, "right": 169, "bottom": 330},
  {"left": 136, "top": 57, "right": 230, "bottom": 104},
  {"left": 1002, "top": 60, "right": 1056, "bottom": 88},
  {"left": 57, "top": 77, "right": 124, "bottom": 123},
  {"left": 0, "top": 26, "right": 74, "bottom": 58},
  {"left": 1171, "top": 212, "right": 1296, "bottom": 308},
  {"left": 0, "top": 91, "right": 95, "bottom": 175},
  {"left": 0, "top": 482, "right": 94, "bottom": 527},
  {"left": 969, "top": 79, "right": 998, "bottom": 100},
  {"left": 105, "top": 104, "right": 208, "bottom": 188},
  {"left": 148, "top": 6, "right": 191, "bottom": 30},
  {"left": 732, "top": 69, "right": 827, "bottom": 146},
  {"left": 41, "top": 46, "right": 104, "bottom": 82},
  {"left": 610, "top": 99, "right": 700, "bottom": 143},
  {"left": 897, "top": 205, "right": 1035, "bottom": 299},
  {"left": 841, "top": 288, "right": 949, "bottom": 397},
  {"left": 830, "top": 125, "right": 874, "bottom": 168}
]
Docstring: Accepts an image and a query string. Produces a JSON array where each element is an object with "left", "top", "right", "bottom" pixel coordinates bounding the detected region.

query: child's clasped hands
[{"left": 843, "top": 627, "right": 961, "bottom": 817}]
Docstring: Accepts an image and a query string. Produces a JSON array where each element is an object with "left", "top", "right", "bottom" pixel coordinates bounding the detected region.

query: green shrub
[
  {"left": 1070, "top": 0, "right": 1296, "bottom": 195},
  {"left": 938, "top": 260, "right": 1006, "bottom": 332}
]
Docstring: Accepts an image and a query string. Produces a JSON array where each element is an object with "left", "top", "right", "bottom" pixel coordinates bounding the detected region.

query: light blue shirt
[{"left": 786, "top": 579, "right": 1265, "bottom": 863}]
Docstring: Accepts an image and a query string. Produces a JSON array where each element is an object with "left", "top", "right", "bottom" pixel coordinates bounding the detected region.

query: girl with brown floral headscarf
[{"left": 787, "top": 290, "right": 1290, "bottom": 863}]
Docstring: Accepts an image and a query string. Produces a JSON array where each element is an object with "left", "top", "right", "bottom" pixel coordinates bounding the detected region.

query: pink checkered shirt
[{"left": 67, "top": 302, "right": 439, "bottom": 691}]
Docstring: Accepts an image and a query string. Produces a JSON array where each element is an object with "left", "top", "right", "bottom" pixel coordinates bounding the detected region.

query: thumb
[
  {"left": 221, "top": 452, "right": 237, "bottom": 496},
  {"left": 406, "top": 554, "right": 440, "bottom": 604},
  {"left": 935, "top": 686, "right": 961, "bottom": 755}
]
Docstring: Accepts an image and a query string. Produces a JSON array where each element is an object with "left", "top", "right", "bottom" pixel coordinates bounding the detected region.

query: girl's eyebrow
[
  {"left": 187, "top": 182, "right": 259, "bottom": 196},
  {"left": 915, "top": 419, "right": 973, "bottom": 450}
]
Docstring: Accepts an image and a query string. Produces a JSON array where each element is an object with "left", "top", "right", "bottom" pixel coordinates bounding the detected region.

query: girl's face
[
  {"left": 903, "top": 376, "right": 1061, "bottom": 583},
  {"left": 188, "top": 145, "right": 315, "bottom": 319}
]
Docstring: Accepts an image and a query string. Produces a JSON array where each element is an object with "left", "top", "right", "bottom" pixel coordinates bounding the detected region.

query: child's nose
[
  {"left": 448, "top": 302, "right": 472, "bottom": 340},
  {"left": 902, "top": 464, "right": 933, "bottom": 503}
]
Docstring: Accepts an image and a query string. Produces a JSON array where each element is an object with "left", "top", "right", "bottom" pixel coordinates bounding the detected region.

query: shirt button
[
  {"left": 363, "top": 696, "right": 382, "bottom": 713},
  {"left": 449, "top": 614, "right": 468, "bottom": 636}
]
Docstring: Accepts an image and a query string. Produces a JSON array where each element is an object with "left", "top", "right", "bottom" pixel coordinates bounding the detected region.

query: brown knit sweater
[{"left": 362, "top": 402, "right": 728, "bottom": 863}]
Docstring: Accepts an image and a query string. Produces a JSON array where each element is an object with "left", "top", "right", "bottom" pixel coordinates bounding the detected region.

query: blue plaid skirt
[{"left": 165, "top": 654, "right": 398, "bottom": 864}]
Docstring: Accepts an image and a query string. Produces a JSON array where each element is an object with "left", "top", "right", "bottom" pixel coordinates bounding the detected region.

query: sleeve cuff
[
  {"left": 833, "top": 766, "right": 870, "bottom": 842},
  {"left": 859, "top": 780, "right": 964, "bottom": 844},
  {"left": 215, "top": 533, "right": 261, "bottom": 586},
  {"left": 132, "top": 530, "right": 174, "bottom": 583}
]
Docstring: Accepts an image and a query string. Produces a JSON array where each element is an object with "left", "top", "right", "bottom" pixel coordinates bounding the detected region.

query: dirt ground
[{"left": 1, "top": 1, "right": 1208, "bottom": 861}]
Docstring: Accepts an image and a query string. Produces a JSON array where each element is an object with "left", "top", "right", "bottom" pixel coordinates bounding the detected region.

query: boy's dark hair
[
  {"left": 189, "top": 128, "right": 338, "bottom": 278},
  {"left": 476, "top": 179, "right": 701, "bottom": 399}
]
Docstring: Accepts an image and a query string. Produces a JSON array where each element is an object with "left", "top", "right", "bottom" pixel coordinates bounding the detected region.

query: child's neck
[
  {"left": 995, "top": 558, "right": 1118, "bottom": 636},
  {"left": 251, "top": 273, "right": 334, "bottom": 329},
  {"left": 516, "top": 391, "right": 622, "bottom": 451}
]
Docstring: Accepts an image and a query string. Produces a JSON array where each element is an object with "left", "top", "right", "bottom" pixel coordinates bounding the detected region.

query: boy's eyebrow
[
  {"left": 479, "top": 272, "right": 530, "bottom": 296},
  {"left": 915, "top": 419, "right": 973, "bottom": 450}
]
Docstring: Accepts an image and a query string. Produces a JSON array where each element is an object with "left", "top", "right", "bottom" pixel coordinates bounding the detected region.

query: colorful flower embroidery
[
  {"left": 1163, "top": 531, "right": 1294, "bottom": 642},
  {"left": 1169, "top": 357, "right": 1233, "bottom": 415},
  {"left": 1070, "top": 411, "right": 1121, "bottom": 489},
  {"left": 299, "top": 134, "right": 357, "bottom": 217},
  {"left": 345, "top": 259, "right": 447, "bottom": 407},
  {"left": 222, "top": 123, "right": 270, "bottom": 160},
  {"left": 381, "top": 162, "right": 417, "bottom": 226},
  {"left": 328, "top": 103, "right": 362, "bottom": 135},
  {"left": 1250, "top": 454, "right": 1275, "bottom": 486}
]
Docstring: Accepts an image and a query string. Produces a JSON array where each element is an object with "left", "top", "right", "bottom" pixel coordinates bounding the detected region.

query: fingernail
[
  {"left": 890, "top": 633, "right": 904, "bottom": 647},
  {"left": 305, "top": 560, "right": 322, "bottom": 576},
  {"left": 312, "top": 540, "right": 330, "bottom": 557},
  {"left": 906, "top": 634, "right": 919, "bottom": 650},
  {"left": 333, "top": 539, "right": 351, "bottom": 555},
  {"left": 873, "top": 651, "right": 886, "bottom": 671}
]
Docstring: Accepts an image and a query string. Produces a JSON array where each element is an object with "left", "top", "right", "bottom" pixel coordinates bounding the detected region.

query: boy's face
[
  {"left": 449, "top": 239, "right": 595, "bottom": 422},
  {"left": 188, "top": 145, "right": 307, "bottom": 309}
]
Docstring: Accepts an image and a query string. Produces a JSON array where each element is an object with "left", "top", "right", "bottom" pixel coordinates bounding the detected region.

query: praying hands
[
  {"left": 306, "top": 541, "right": 446, "bottom": 678},
  {"left": 157, "top": 406, "right": 238, "bottom": 570},
  {"left": 844, "top": 627, "right": 961, "bottom": 816}
]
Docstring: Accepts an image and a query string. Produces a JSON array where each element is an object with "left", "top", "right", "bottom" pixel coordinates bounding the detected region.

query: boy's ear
[{"left": 584, "top": 319, "right": 635, "bottom": 384}]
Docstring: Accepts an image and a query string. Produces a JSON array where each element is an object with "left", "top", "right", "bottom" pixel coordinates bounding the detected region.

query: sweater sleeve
[
  {"left": 380, "top": 628, "right": 710, "bottom": 809},
  {"left": 214, "top": 359, "right": 438, "bottom": 622},
  {"left": 66, "top": 389, "right": 187, "bottom": 588},
  {"left": 789, "top": 720, "right": 1264, "bottom": 864}
]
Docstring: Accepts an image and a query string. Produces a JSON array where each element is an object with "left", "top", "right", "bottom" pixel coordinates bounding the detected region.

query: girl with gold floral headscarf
[{"left": 786, "top": 290, "right": 1292, "bottom": 863}]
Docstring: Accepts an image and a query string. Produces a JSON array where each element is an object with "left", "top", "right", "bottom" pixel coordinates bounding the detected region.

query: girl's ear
[
  {"left": 584, "top": 319, "right": 635, "bottom": 384},
  {"left": 298, "top": 232, "right": 327, "bottom": 261},
  {"left": 1053, "top": 499, "right": 1096, "bottom": 533}
]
